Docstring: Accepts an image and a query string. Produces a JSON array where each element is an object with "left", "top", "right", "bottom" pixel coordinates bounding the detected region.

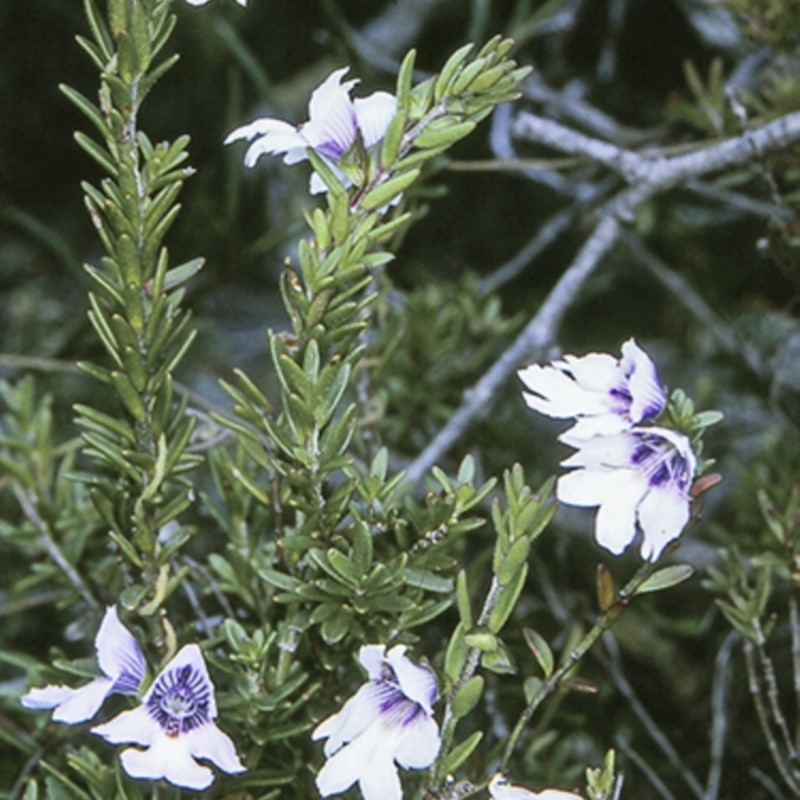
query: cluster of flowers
[
  {"left": 22, "top": 609, "right": 584, "bottom": 798},
  {"left": 519, "top": 339, "right": 697, "bottom": 560}
]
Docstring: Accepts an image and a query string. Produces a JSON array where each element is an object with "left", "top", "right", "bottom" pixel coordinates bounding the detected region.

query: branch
[
  {"left": 705, "top": 631, "right": 739, "bottom": 800},
  {"left": 618, "top": 230, "right": 770, "bottom": 381},
  {"left": 402, "top": 211, "right": 621, "bottom": 490}
]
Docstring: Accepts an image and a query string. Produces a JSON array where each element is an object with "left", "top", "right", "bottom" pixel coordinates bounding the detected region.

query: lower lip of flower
[{"left": 147, "top": 664, "right": 210, "bottom": 737}]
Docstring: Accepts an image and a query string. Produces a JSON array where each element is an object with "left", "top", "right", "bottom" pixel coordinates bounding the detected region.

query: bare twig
[
  {"left": 403, "top": 110, "right": 800, "bottom": 489},
  {"left": 618, "top": 230, "right": 770, "bottom": 381},
  {"left": 705, "top": 631, "right": 739, "bottom": 800},
  {"left": 614, "top": 734, "right": 677, "bottom": 800},
  {"left": 598, "top": 634, "right": 706, "bottom": 800},
  {"left": 477, "top": 181, "right": 610, "bottom": 296},
  {"left": 401, "top": 211, "right": 621, "bottom": 490},
  {"left": 12, "top": 485, "right": 99, "bottom": 611},
  {"left": 744, "top": 637, "right": 800, "bottom": 794}
]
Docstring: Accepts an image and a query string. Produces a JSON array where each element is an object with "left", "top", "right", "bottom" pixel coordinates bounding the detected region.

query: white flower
[
  {"left": 489, "top": 774, "right": 584, "bottom": 800},
  {"left": 518, "top": 338, "right": 665, "bottom": 439},
  {"left": 312, "top": 644, "right": 440, "bottom": 800},
  {"left": 557, "top": 426, "right": 697, "bottom": 560},
  {"left": 184, "top": 0, "right": 246, "bottom": 6},
  {"left": 225, "top": 67, "right": 396, "bottom": 194},
  {"left": 91, "top": 644, "right": 245, "bottom": 791},
  {"left": 21, "top": 606, "right": 145, "bottom": 724}
]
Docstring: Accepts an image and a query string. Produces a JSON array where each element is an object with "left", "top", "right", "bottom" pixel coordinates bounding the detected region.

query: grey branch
[{"left": 403, "top": 109, "right": 800, "bottom": 489}]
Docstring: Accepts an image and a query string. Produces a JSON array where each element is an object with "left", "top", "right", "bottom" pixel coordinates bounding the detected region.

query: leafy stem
[{"left": 499, "top": 559, "right": 658, "bottom": 770}]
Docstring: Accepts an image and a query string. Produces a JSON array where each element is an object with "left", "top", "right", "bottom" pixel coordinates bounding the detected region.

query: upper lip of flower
[
  {"left": 518, "top": 338, "right": 666, "bottom": 439},
  {"left": 20, "top": 606, "right": 146, "bottom": 724}
]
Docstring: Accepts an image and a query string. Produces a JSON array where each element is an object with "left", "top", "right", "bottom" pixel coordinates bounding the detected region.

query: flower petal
[
  {"left": 92, "top": 705, "right": 156, "bottom": 746},
  {"left": 316, "top": 723, "right": 402, "bottom": 800},
  {"left": 303, "top": 68, "right": 358, "bottom": 160},
  {"left": 52, "top": 678, "right": 116, "bottom": 724},
  {"left": 94, "top": 607, "right": 145, "bottom": 693},
  {"left": 556, "top": 468, "right": 621, "bottom": 507},
  {"left": 119, "top": 734, "right": 214, "bottom": 791},
  {"left": 358, "top": 743, "right": 403, "bottom": 800},
  {"left": 143, "top": 644, "right": 218, "bottom": 719},
  {"left": 393, "top": 712, "right": 440, "bottom": 769},
  {"left": 358, "top": 644, "right": 388, "bottom": 681},
  {"left": 315, "top": 723, "right": 379, "bottom": 797},
  {"left": 593, "top": 471, "right": 649, "bottom": 555},
  {"left": 559, "top": 431, "right": 637, "bottom": 469},
  {"left": 489, "top": 775, "right": 583, "bottom": 800},
  {"left": 184, "top": 723, "right": 246, "bottom": 775},
  {"left": 385, "top": 646, "right": 437, "bottom": 713},
  {"left": 637, "top": 483, "right": 691, "bottom": 560},
  {"left": 20, "top": 685, "right": 75, "bottom": 711},
  {"left": 312, "top": 682, "right": 384, "bottom": 756},
  {"left": 620, "top": 339, "right": 665, "bottom": 423},
  {"left": 354, "top": 92, "right": 396, "bottom": 148},
  {"left": 519, "top": 364, "right": 611, "bottom": 420},
  {"left": 561, "top": 352, "right": 620, "bottom": 392}
]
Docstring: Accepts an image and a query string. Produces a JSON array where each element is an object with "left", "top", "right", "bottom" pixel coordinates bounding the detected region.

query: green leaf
[
  {"left": 320, "top": 611, "right": 351, "bottom": 644},
  {"left": 636, "top": 564, "right": 694, "bottom": 594},
  {"left": 464, "top": 629, "right": 497, "bottom": 652},
  {"left": 444, "top": 731, "right": 483, "bottom": 773},
  {"left": 480, "top": 638, "right": 516, "bottom": 675},
  {"left": 360, "top": 169, "right": 420, "bottom": 211},
  {"left": 451, "top": 674, "right": 484, "bottom": 718},
  {"left": 444, "top": 623, "right": 468, "bottom": 682},
  {"left": 434, "top": 42, "right": 474, "bottom": 100},
  {"left": 497, "top": 536, "right": 530, "bottom": 585},
  {"left": 395, "top": 48, "right": 416, "bottom": 110},
  {"left": 522, "top": 627, "right": 554, "bottom": 677},
  {"left": 488, "top": 562, "right": 528, "bottom": 633},
  {"left": 456, "top": 569, "right": 473, "bottom": 628}
]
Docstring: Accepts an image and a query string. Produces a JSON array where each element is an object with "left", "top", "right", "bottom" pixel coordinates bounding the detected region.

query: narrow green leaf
[
  {"left": 59, "top": 84, "right": 107, "bottom": 137},
  {"left": 452, "top": 674, "right": 484, "bottom": 718},
  {"left": 444, "top": 731, "right": 483, "bottom": 773},
  {"left": 360, "top": 169, "right": 420, "bottom": 211},
  {"left": 395, "top": 48, "right": 416, "bottom": 110},
  {"left": 522, "top": 627, "right": 554, "bottom": 677},
  {"left": 636, "top": 564, "right": 694, "bottom": 595},
  {"left": 488, "top": 562, "right": 528, "bottom": 633},
  {"left": 74, "top": 131, "right": 117, "bottom": 176},
  {"left": 456, "top": 569, "right": 473, "bottom": 628},
  {"left": 434, "top": 42, "right": 474, "bottom": 100},
  {"left": 414, "top": 120, "right": 476, "bottom": 149}
]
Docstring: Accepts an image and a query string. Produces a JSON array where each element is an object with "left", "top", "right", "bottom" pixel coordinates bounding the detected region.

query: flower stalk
[{"left": 500, "top": 559, "right": 657, "bottom": 771}]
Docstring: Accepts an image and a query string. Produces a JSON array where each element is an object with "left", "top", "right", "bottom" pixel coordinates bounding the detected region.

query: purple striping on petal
[
  {"left": 111, "top": 669, "right": 143, "bottom": 695},
  {"left": 146, "top": 664, "right": 210, "bottom": 737},
  {"left": 401, "top": 704, "right": 424, "bottom": 727},
  {"left": 632, "top": 443, "right": 657, "bottom": 464},
  {"left": 649, "top": 462, "right": 671, "bottom": 488},
  {"left": 609, "top": 386, "right": 633, "bottom": 403},
  {"left": 379, "top": 663, "right": 399, "bottom": 686},
  {"left": 378, "top": 687, "right": 404, "bottom": 715},
  {"left": 316, "top": 140, "right": 349, "bottom": 160}
]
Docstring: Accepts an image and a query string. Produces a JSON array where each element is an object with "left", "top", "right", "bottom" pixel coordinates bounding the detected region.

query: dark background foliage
[{"left": 1, "top": 1, "right": 800, "bottom": 799}]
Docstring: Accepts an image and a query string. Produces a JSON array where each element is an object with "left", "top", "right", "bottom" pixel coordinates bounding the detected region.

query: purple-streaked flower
[
  {"left": 557, "top": 426, "right": 697, "bottom": 560},
  {"left": 490, "top": 774, "right": 584, "bottom": 800},
  {"left": 225, "top": 67, "right": 396, "bottom": 194},
  {"left": 21, "top": 607, "right": 145, "bottom": 724},
  {"left": 312, "top": 644, "right": 440, "bottom": 800},
  {"left": 185, "top": 0, "right": 246, "bottom": 6},
  {"left": 518, "top": 338, "right": 665, "bottom": 439},
  {"left": 92, "top": 644, "right": 245, "bottom": 791}
]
